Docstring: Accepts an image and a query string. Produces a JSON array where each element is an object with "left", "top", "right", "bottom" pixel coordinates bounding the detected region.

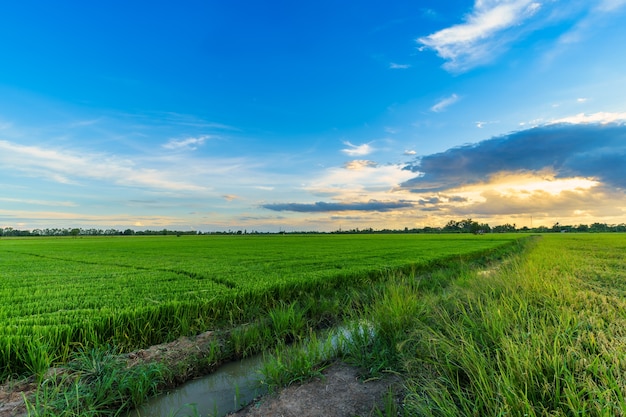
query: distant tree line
[
  {"left": 0, "top": 227, "right": 201, "bottom": 237},
  {"left": 330, "top": 219, "right": 626, "bottom": 235},
  {"left": 2, "top": 220, "right": 626, "bottom": 238}
]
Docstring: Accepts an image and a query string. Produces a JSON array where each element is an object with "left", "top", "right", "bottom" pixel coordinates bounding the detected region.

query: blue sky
[{"left": 2, "top": 0, "right": 626, "bottom": 232}]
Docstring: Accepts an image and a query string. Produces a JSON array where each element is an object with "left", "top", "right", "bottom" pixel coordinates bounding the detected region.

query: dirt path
[
  {"left": 0, "top": 379, "right": 33, "bottom": 417},
  {"left": 229, "top": 362, "right": 402, "bottom": 417}
]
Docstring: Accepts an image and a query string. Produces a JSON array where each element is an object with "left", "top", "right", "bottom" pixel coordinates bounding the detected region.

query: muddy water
[
  {"left": 127, "top": 323, "right": 372, "bottom": 417},
  {"left": 127, "top": 354, "right": 267, "bottom": 417}
]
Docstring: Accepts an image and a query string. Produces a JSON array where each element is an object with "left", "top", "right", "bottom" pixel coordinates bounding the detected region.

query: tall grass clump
[
  {"left": 259, "top": 332, "right": 335, "bottom": 390},
  {"left": 24, "top": 346, "right": 168, "bottom": 416},
  {"left": 401, "top": 234, "right": 626, "bottom": 416},
  {"left": 339, "top": 273, "right": 424, "bottom": 377},
  {"left": 268, "top": 301, "right": 308, "bottom": 343}
]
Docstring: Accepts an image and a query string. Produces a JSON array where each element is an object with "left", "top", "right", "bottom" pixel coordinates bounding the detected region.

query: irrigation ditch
[
  {"left": 126, "top": 322, "right": 382, "bottom": 417},
  {"left": 126, "top": 353, "right": 266, "bottom": 417}
]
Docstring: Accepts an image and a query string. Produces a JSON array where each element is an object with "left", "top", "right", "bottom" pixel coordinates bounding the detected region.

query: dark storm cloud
[
  {"left": 402, "top": 123, "right": 626, "bottom": 192},
  {"left": 262, "top": 200, "right": 414, "bottom": 213}
]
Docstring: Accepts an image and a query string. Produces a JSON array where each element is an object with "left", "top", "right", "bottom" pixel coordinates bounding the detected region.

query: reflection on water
[{"left": 127, "top": 354, "right": 266, "bottom": 417}]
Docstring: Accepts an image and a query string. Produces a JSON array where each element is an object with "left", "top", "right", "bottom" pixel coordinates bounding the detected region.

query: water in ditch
[
  {"left": 126, "top": 322, "right": 372, "bottom": 417},
  {"left": 127, "top": 354, "right": 267, "bottom": 417}
]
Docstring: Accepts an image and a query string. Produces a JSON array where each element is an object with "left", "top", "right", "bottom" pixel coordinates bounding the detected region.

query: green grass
[
  {"left": 24, "top": 346, "right": 168, "bottom": 417},
  {"left": 15, "top": 231, "right": 626, "bottom": 416},
  {"left": 0, "top": 233, "right": 519, "bottom": 378},
  {"left": 401, "top": 233, "right": 626, "bottom": 416},
  {"left": 255, "top": 234, "right": 626, "bottom": 416}
]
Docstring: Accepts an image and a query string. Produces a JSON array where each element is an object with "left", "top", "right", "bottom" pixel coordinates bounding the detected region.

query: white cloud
[
  {"left": 550, "top": 112, "right": 626, "bottom": 125},
  {"left": 577, "top": 98, "right": 588, "bottom": 103},
  {"left": 162, "top": 135, "right": 212, "bottom": 150},
  {"left": 431, "top": 94, "right": 459, "bottom": 112},
  {"left": 304, "top": 162, "right": 416, "bottom": 202},
  {"left": 0, "top": 140, "right": 208, "bottom": 192},
  {"left": 389, "top": 63, "right": 411, "bottom": 69},
  {"left": 68, "top": 119, "right": 102, "bottom": 128},
  {"left": 0, "top": 208, "right": 191, "bottom": 228},
  {"left": 421, "top": 8, "right": 440, "bottom": 20},
  {"left": 475, "top": 120, "right": 499, "bottom": 128},
  {"left": 418, "top": 0, "right": 542, "bottom": 72},
  {"left": 341, "top": 141, "right": 374, "bottom": 156},
  {"left": 544, "top": 1, "right": 626, "bottom": 64},
  {"left": 344, "top": 160, "right": 378, "bottom": 170},
  {"left": 0, "top": 197, "right": 77, "bottom": 207},
  {"left": 596, "top": 0, "right": 626, "bottom": 12},
  {"left": 403, "top": 150, "right": 417, "bottom": 156}
]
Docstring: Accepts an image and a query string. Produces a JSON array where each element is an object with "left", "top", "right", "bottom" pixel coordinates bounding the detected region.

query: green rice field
[
  {"left": 5, "top": 232, "right": 626, "bottom": 416},
  {"left": 0, "top": 233, "right": 519, "bottom": 379}
]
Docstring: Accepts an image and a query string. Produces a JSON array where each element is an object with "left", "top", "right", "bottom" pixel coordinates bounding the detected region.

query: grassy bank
[
  {"left": 401, "top": 233, "right": 626, "bottom": 416},
  {"left": 260, "top": 234, "right": 626, "bottom": 416}
]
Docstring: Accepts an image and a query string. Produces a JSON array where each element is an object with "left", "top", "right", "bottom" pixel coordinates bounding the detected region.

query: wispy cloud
[
  {"left": 418, "top": 0, "right": 542, "bottom": 72},
  {"left": 389, "top": 62, "right": 411, "bottom": 69},
  {"left": 431, "top": 94, "right": 459, "bottom": 112},
  {"left": 162, "top": 135, "right": 213, "bottom": 150},
  {"left": 597, "top": 0, "right": 626, "bottom": 12},
  {"left": 0, "top": 140, "right": 208, "bottom": 192},
  {"left": 341, "top": 141, "right": 373, "bottom": 156},
  {"left": 262, "top": 200, "right": 414, "bottom": 213},
  {"left": 421, "top": 8, "right": 441, "bottom": 20},
  {"left": 136, "top": 111, "right": 238, "bottom": 130},
  {"left": 0, "top": 197, "right": 77, "bottom": 207},
  {"left": 475, "top": 120, "right": 499, "bottom": 128},
  {"left": 68, "top": 118, "right": 102, "bottom": 128},
  {"left": 550, "top": 112, "right": 626, "bottom": 125},
  {"left": 0, "top": 208, "right": 191, "bottom": 228},
  {"left": 538, "top": 1, "right": 626, "bottom": 66}
]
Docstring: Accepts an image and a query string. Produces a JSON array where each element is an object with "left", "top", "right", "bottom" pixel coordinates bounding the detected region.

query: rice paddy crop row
[{"left": 0, "top": 233, "right": 519, "bottom": 379}]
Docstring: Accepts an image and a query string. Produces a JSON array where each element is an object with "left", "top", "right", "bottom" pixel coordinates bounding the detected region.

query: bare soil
[
  {"left": 229, "top": 363, "right": 402, "bottom": 417},
  {"left": 0, "top": 378, "right": 34, "bottom": 417},
  {"left": 0, "top": 331, "right": 403, "bottom": 417}
]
